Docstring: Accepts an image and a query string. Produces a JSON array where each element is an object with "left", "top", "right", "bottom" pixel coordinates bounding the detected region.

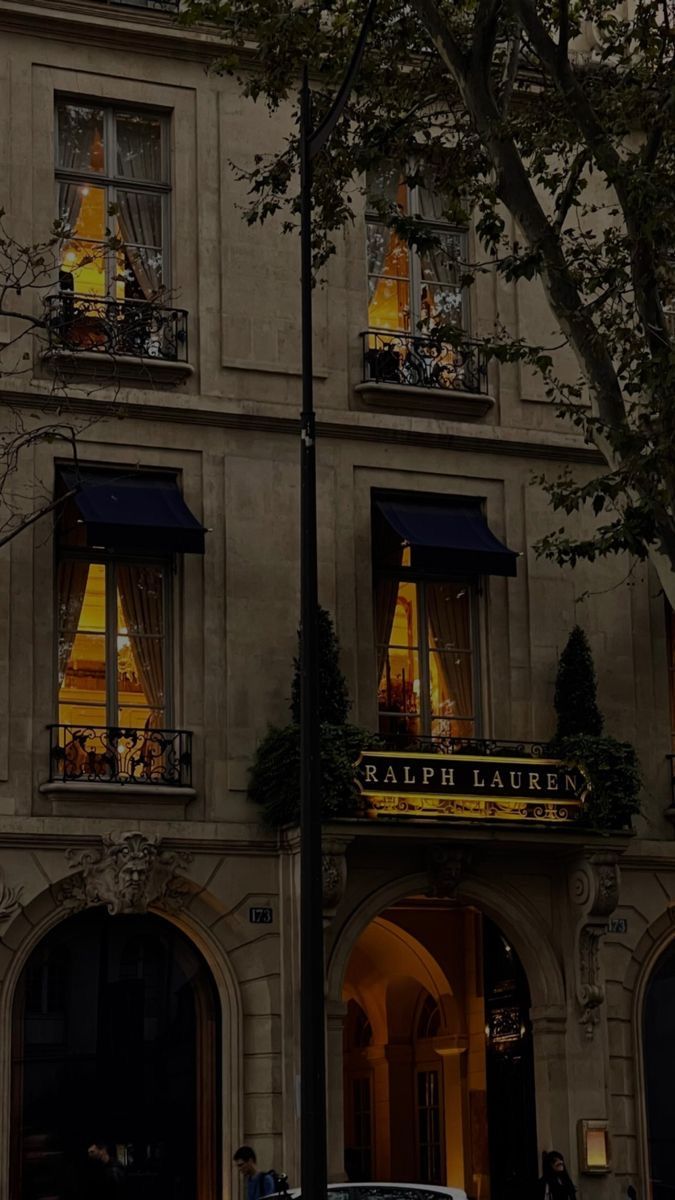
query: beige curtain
[
  {"left": 426, "top": 583, "right": 473, "bottom": 720},
  {"left": 117, "top": 565, "right": 164, "bottom": 722},
  {"left": 57, "top": 561, "right": 90, "bottom": 689},
  {"left": 373, "top": 510, "right": 405, "bottom": 688}
]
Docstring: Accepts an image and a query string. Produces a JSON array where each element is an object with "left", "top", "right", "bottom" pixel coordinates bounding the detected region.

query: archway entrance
[
  {"left": 342, "top": 896, "right": 537, "bottom": 1200},
  {"left": 643, "top": 938, "right": 675, "bottom": 1200},
  {"left": 10, "top": 908, "right": 220, "bottom": 1200}
]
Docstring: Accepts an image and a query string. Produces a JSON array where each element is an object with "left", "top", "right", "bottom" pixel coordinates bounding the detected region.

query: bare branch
[
  {"left": 553, "top": 148, "right": 589, "bottom": 232},
  {"left": 500, "top": 29, "right": 521, "bottom": 115}
]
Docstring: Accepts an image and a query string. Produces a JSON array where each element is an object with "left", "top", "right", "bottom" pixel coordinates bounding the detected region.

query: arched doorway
[
  {"left": 643, "top": 938, "right": 675, "bottom": 1200},
  {"left": 10, "top": 908, "right": 221, "bottom": 1200},
  {"left": 342, "top": 895, "right": 537, "bottom": 1200}
]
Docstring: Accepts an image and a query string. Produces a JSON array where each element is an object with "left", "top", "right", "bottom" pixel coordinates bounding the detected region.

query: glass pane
[
  {"left": 368, "top": 275, "right": 410, "bottom": 331},
  {"left": 116, "top": 112, "right": 163, "bottom": 182},
  {"left": 59, "top": 632, "right": 106, "bottom": 697},
  {"left": 419, "top": 283, "right": 464, "bottom": 328},
  {"left": 118, "top": 706, "right": 163, "bottom": 729},
  {"left": 117, "top": 636, "right": 165, "bottom": 712},
  {"left": 116, "top": 245, "right": 164, "bottom": 301},
  {"left": 116, "top": 565, "right": 164, "bottom": 634},
  {"left": 420, "top": 231, "right": 463, "bottom": 285},
  {"left": 366, "top": 167, "right": 407, "bottom": 213},
  {"left": 58, "top": 181, "right": 107, "bottom": 241},
  {"left": 416, "top": 182, "right": 449, "bottom": 221},
  {"left": 60, "top": 240, "right": 107, "bottom": 297},
  {"left": 366, "top": 222, "right": 409, "bottom": 280},
  {"left": 56, "top": 103, "right": 104, "bottom": 173},
  {"left": 117, "top": 190, "right": 162, "bottom": 250},
  {"left": 116, "top": 565, "right": 165, "bottom": 723},
  {"left": 58, "top": 703, "right": 106, "bottom": 730},
  {"left": 427, "top": 581, "right": 473, "bottom": 732}
]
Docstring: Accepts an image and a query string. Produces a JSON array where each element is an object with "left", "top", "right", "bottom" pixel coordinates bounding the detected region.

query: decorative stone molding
[
  {"left": 426, "top": 846, "right": 471, "bottom": 899},
  {"left": 570, "top": 851, "right": 621, "bottom": 1038},
  {"left": 0, "top": 866, "right": 22, "bottom": 925},
  {"left": 56, "top": 831, "right": 193, "bottom": 916},
  {"left": 322, "top": 836, "right": 353, "bottom": 926}
]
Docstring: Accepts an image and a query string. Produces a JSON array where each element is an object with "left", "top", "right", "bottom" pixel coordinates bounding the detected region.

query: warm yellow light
[
  {"left": 586, "top": 1130, "right": 608, "bottom": 1168},
  {"left": 64, "top": 251, "right": 76, "bottom": 265}
]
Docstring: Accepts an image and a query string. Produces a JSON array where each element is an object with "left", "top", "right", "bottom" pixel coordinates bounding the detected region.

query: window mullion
[
  {"left": 106, "top": 562, "right": 118, "bottom": 727},
  {"left": 418, "top": 582, "right": 431, "bottom": 737}
]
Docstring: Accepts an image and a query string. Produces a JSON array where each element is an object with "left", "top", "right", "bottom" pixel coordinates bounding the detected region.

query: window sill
[
  {"left": 354, "top": 380, "right": 494, "bottom": 419},
  {"left": 39, "top": 780, "right": 196, "bottom": 808},
  {"left": 41, "top": 349, "right": 194, "bottom": 385}
]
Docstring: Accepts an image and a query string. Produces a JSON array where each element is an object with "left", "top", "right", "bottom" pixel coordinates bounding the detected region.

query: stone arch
[
  {"left": 0, "top": 878, "right": 243, "bottom": 1200},
  {"left": 625, "top": 912, "right": 675, "bottom": 1198},
  {"left": 327, "top": 869, "right": 565, "bottom": 1012}
]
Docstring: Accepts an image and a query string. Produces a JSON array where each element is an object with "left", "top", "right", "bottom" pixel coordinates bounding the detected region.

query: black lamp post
[{"left": 298, "top": 6, "right": 376, "bottom": 1199}]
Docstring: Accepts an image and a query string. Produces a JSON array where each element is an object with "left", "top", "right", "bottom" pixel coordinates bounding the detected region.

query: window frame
[
  {"left": 55, "top": 547, "right": 174, "bottom": 731},
  {"left": 365, "top": 175, "right": 470, "bottom": 336},
  {"left": 54, "top": 96, "right": 172, "bottom": 298},
  {"left": 375, "top": 561, "right": 482, "bottom": 739}
]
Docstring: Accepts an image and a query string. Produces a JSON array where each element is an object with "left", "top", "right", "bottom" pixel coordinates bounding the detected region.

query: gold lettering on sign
[
  {"left": 528, "top": 772, "right": 542, "bottom": 791},
  {"left": 473, "top": 770, "right": 485, "bottom": 788},
  {"left": 364, "top": 764, "right": 378, "bottom": 784},
  {"left": 441, "top": 767, "right": 455, "bottom": 786}
]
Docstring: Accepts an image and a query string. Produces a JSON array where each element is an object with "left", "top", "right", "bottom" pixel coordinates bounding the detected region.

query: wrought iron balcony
[
  {"left": 48, "top": 725, "right": 192, "bottom": 787},
  {"left": 362, "top": 330, "right": 488, "bottom": 395},
  {"left": 379, "top": 732, "right": 548, "bottom": 758},
  {"left": 44, "top": 294, "right": 188, "bottom": 363}
]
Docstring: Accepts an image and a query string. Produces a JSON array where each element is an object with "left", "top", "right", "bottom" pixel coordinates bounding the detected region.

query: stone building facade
[{"left": 0, "top": 4, "right": 673, "bottom": 1200}]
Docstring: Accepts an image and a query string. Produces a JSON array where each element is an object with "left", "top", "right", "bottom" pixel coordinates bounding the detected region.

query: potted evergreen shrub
[
  {"left": 248, "top": 607, "right": 378, "bottom": 826},
  {"left": 550, "top": 626, "right": 640, "bottom": 830}
]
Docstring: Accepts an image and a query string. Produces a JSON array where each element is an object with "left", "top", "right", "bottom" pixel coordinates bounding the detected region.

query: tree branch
[
  {"left": 500, "top": 28, "right": 521, "bottom": 115},
  {"left": 553, "top": 148, "right": 589, "bottom": 232}
]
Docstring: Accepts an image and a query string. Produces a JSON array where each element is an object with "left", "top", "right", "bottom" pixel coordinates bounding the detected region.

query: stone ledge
[
  {"left": 41, "top": 349, "right": 194, "bottom": 385},
  {"left": 39, "top": 781, "right": 196, "bottom": 808},
  {"left": 355, "top": 379, "right": 494, "bottom": 419}
]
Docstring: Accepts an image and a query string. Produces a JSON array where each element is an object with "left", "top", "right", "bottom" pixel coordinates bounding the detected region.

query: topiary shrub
[
  {"left": 290, "top": 606, "right": 350, "bottom": 725},
  {"left": 249, "top": 606, "right": 377, "bottom": 827},
  {"left": 554, "top": 625, "right": 604, "bottom": 738},
  {"left": 248, "top": 722, "right": 379, "bottom": 827},
  {"left": 550, "top": 626, "right": 641, "bottom": 830},
  {"left": 553, "top": 733, "right": 641, "bottom": 831}
]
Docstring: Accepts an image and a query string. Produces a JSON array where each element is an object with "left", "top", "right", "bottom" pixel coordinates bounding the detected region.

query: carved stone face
[{"left": 117, "top": 852, "right": 152, "bottom": 909}]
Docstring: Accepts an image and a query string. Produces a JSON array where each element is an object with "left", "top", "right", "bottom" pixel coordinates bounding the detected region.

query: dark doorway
[
  {"left": 483, "top": 916, "right": 538, "bottom": 1200},
  {"left": 11, "top": 908, "right": 220, "bottom": 1200},
  {"left": 643, "top": 939, "right": 675, "bottom": 1200}
]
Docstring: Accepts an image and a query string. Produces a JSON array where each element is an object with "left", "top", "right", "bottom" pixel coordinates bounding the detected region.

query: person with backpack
[{"left": 233, "top": 1145, "right": 280, "bottom": 1200}]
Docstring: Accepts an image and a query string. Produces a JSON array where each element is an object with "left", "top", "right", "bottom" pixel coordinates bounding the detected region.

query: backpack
[{"left": 261, "top": 1170, "right": 288, "bottom": 1199}]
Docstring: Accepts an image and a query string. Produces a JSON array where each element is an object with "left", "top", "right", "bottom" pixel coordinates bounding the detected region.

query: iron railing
[
  {"left": 379, "top": 733, "right": 549, "bottom": 758},
  {"left": 48, "top": 725, "right": 192, "bottom": 787},
  {"left": 362, "top": 330, "right": 489, "bottom": 395},
  {"left": 44, "top": 294, "right": 188, "bottom": 363}
]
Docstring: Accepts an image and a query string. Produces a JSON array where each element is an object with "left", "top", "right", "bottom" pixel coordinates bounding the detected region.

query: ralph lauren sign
[{"left": 355, "top": 750, "right": 587, "bottom": 822}]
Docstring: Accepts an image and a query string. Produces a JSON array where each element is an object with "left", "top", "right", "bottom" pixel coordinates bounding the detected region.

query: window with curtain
[
  {"left": 366, "top": 168, "right": 467, "bottom": 336},
  {"left": 55, "top": 99, "right": 169, "bottom": 301},
  {"left": 57, "top": 554, "right": 169, "bottom": 732},
  {"left": 375, "top": 562, "right": 478, "bottom": 742},
  {"left": 416, "top": 1069, "right": 443, "bottom": 1184}
]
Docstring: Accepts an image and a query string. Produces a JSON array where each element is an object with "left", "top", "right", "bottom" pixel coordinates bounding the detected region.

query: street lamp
[{"left": 298, "top": 6, "right": 376, "bottom": 1200}]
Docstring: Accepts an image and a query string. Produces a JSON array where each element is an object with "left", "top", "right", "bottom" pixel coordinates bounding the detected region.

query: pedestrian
[
  {"left": 233, "top": 1146, "right": 277, "bottom": 1200},
  {"left": 87, "top": 1141, "right": 126, "bottom": 1198},
  {"left": 537, "top": 1151, "right": 577, "bottom": 1200}
]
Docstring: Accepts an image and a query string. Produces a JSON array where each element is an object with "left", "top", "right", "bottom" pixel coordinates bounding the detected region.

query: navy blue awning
[
  {"left": 376, "top": 497, "right": 518, "bottom": 577},
  {"left": 60, "top": 469, "right": 206, "bottom": 555}
]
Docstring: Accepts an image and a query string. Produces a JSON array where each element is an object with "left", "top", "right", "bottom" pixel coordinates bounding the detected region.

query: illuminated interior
[
  {"left": 57, "top": 559, "right": 165, "bottom": 730},
  {"left": 343, "top": 900, "right": 536, "bottom": 1198},
  {"left": 377, "top": 576, "right": 475, "bottom": 739}
]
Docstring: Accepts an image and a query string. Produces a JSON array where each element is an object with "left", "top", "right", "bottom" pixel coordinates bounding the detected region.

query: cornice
[
  {"left": 0, "top": 389, "right": 605, "bottom": 464},
  {"left": 0, "top": 0, "right": 228, "bottom": 63}
]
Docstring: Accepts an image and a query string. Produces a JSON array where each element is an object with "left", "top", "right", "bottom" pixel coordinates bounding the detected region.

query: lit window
[
  {"left": 366, "top": 169, "right": 467, "bottom": 336},
  {"left": 55, "top": 99, "right": 169, "bottom": 302},
  {"left": 57, "top": 557, "right": 169, "bottom": 733}
]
